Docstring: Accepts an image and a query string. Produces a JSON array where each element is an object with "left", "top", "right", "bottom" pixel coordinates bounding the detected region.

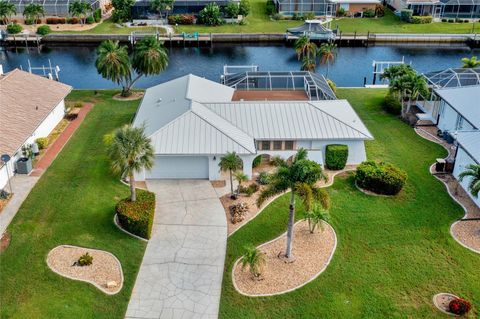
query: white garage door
[{"left": 146, "top": 156, "right": 209, "bottom": 179}]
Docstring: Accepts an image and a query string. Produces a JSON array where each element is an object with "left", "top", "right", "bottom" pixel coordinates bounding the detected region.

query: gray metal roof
[
  {"left": 456, "top": 131, "right": 480, "bottom": 163},
  {"left": 435, "top": 85, "right": 480, "bottom": 129}
]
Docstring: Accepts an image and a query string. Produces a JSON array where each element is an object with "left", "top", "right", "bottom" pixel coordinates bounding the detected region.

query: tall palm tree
[
  {"left": 219, "top": 152, "right": 243, "bottom": 198},
  {"left": 241, "top": 244, "right": 265, "bottom": 279},
  {"left": 132, "top": 36, "right": 169, "bottom": 87},
  {"left": 390, "top": 72, "right": 428, "bottom": 117},
  {"left": 104, "top": 125, "right": 154, "bottom": 202},
  {"left": 301, "top": 56, "right": 316, "bottom": 71},
  {"left": 318, "top": 42, "right": 337, "bottom": 78},
  {"left": 458, "top": 164, "right": 480, "bottom": 198},
  {"left": 0, "top": 1, "right": 16, "bottom": 25},
  {"left": 69, "top": 0, "right": 91, "bottom": 25},
  {"left": 461, "top": 56, "right": 480, "bottom": 68},
  {"left": 234, "top": 171, "right": 248, "bottom": 195},
  {"left": 257, "top": 149, "right": 329, "bottom": 260},
  {"left": 294, "top": 35, "right": 317, "bottom": 61},
  {"left": 23, "top": 3, "right": 44, "bottom": 25}
]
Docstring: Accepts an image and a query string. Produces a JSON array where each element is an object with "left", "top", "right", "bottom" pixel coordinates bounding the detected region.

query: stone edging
[
  {"left": 432, "top": 293, "right": 460, "bottom": 317},
  {"left": 414, "top": 127, "right": 479, "bottom": 255},
  {"left": 228, "top": 167, "right": 356, "bottom": 238},
  {"left": 113, "top": 214, "right": 148, "bottom": 242},
  {"left": 46, "top": 244, "right": 124, "bottom": 295},
  {"left": 231, "top": 220, "right": 337, "bottom": 297}
]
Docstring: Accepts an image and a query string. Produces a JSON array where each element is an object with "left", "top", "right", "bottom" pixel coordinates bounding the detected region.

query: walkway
[
  {"left": 126, "top": 180, "right": 227, "bottom": 319},
  {"left": 0, "top": 104, "right": 93, "bottom": 234}
]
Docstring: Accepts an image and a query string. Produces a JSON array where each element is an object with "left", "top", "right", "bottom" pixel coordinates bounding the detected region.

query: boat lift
[{"left": 20, "top": 59, "right": 61, "bottom": 81}]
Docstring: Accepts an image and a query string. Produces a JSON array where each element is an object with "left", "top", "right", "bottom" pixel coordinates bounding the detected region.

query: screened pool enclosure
[
  {"left": 6, "top": 0, "right": 102, "bottom": 16},
  {"left": 423, "top": 68, "right": 480, "bottom": 88},
  {"left": 274, "top": 0, "right": 335, "bottom": 16}
]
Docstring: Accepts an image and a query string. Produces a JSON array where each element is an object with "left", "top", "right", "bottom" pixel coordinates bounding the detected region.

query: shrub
[
  {"left": 7, "top": 23, "right": 22, "bottom": 34},
  {"left": 448, "top": 298, "right": 471, "bottom": 316},
  {"left": 375, "top": 4, "right": 385, "bottom": 17},
  {"left": 224, "top": 2, "right": 239, "bottom": 18},
  {"left": 86, "top": 16, "right": 95, "bottom": 24},
  {"left": 78, "top": 252, "right": 93, "bottom": 266},
  {"left": 94, "top": 8, "right": 102, "bottom": 22},
  {"left": 325, "top": 144, "right": 348, "bottom": 170},
  {"left": 35, "top": 137, "right": 49, "bottom": 149},
  {"left": 272, "top": 13, "right": 283, "bottom": 20},
  {"left": 269, "top": 155, "right": 286, "bottom": 167},
  {"left": 337, "top": 7, "right": 345, "bottom": 16},
  {"left": 257, "top": 172, "right": 271, "bottom": 185},
  {"left": 168, "top": 14, "right": 195, "bottom": 24},
  {"left": 199, "top": 3, "right": 223, "bottom": 25},
  {"left": 327, "top": 79, "right": 337, "bottom": 94},
  {"left": 355, "top": 161, "right": 407, "bottom": 195},
  {"left": 74, "top": 101, "right": 84, "bottom": 108},
  {"left": 363, "top": 8, "right": 375, "bottom": 18},
  {"left": 302, "top": 12, "right": 315, "bottom": 20},
  {"left": 36, "top": 25, "right": 51, "bottom": 35},
  {"left": 383, "top": 92, "right": 401, "bottom": 115},
  {"left": 116, "top": 189, "right": 155, "bottom": 239},
  {"left": 266, "top": 0, "right": 276, "bottom": 15},
  {"left": 411, "top": 15, "right": 432, "bottom": 24},
  {"left": 46, "top": 17, "right": 67, "bottom": 24},
  {"left": 67, "top": 17, "right": 79, "bottom": 24},
  {"left": 238, "top": 0, "right": 250, "bottom": 16},
  {"left": 400, "top": 9, "right": 413, "bottom": 22},
  {"left": 243, "top": 183, "right": 259, "bottom": 196},
  {"left": 25, "top": 18, "right": 42, "bottom": 25}
]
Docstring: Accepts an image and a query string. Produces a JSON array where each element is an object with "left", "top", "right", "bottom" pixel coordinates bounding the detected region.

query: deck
[{"left": 232, "top": 90, "right": 309, "bottom": 101}]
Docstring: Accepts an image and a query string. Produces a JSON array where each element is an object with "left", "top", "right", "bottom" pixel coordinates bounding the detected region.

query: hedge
[
  {"left": 411, "top": 15, "right": 432, "bottom": 24},
  {"left": 355, "top": 161, "right": 407, "bottom": 195},
  {"left": 116, "top": 189, "right": 155, "bottom": 239},
  {"left": 383, "top": 92, "right": 401, "bottom": 115},
  {"left": 325, "top": 144, "right": 348, "bottom": 170},
  {"left": 168, "top": 14, "right": 195, "bottom": 25},
  {"left": 46, "top": 17, "right": 66, "bottom": 24}
]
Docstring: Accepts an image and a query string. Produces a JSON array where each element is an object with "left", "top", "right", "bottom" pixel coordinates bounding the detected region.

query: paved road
[{"left": 126, "top": 180, "right": 227, "bottom": 319}]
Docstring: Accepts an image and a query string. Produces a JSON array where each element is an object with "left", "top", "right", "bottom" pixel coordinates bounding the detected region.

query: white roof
[
  {"left": 435, "top": 86, "right": 480, "bottom": 129},
  {"left": 134, "top": 75, "right": 373, "bottom": 156},
  {"left": 456, "top": 131, "right": 480, "bottom": 163}
]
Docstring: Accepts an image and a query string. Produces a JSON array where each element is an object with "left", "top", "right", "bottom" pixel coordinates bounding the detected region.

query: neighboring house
[
  {"left": 435, "top": 86, "right": 479, "bottom": 133},
  {"left": 453, "top": 131, "right": 480, "bottom": 208},
  {"left": 132, "top": 0, "right": 237, "bottom": 17},
  {"left": 386, "top": 0, "right": 480, "bottom": 19},
  {"left": 132, "top": 74, "right": 373, "bottom": 181},
  {"left": 5, "top": 0, "right": 108, "bottom": 17},
  {"left": 0, "top": 69, "right": 72, "bottom": 190},
  {"left": 274, "top": 0, "right": 379, "bottom": 16}
]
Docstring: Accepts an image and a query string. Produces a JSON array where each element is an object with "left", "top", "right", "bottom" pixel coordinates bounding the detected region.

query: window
[
  {"left": 273, "top": 141, "right": 283, "bottom": 150},
  {"left": 261, "top": 141, "right": 271, "bottom": 150},
  {"left": 284, "top": 141, "right": 294, "bottom": 150}
]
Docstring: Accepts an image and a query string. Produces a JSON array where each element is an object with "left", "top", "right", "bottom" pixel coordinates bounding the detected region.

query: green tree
[
  {"left": 294, "top": 35, "right": 316, "bottom": 61},
  {"left": 150, "top": 0, "right": 174, "bottom": 19},
  {"left": 301, "top": 56, "right": 316, "bottom": 71},
  {"left": 23, "top": 3, "right": 44, "bottom": 25},
  {"left": 304, "top": 203, "right": 330, "bottom": 233},
  {"left": 111, "top": 0, "right": 134, "bottom": 22},
  {"left": 6, "top": 22, "right": 22, "bottom": 38},
  {"left": 318, "top": 42, "right": 337, "bottom": 78},
  {"left": 458, "top": 164, "right": 480, "bottom": 198},
  {"left": 380, "top": 64, "right": 414, "bottom": 83},
  {"left": 199, "top": 3, "right": 222, "bottom": 26},
  {"left": 219, "top": 152, "right": 243, "bottom": 198},
  {"left": 257, "top": 149, "right": 328, "bottom": 260},
  {"left": 238, "top": 0, "right": 250, "bottom": 16},
  {"left": 0, "top": 1, "right": 16, "bottom": 25},
  {"left": 95, "top": 37, "right": 168, "bottom": 97},
  {"left": 224, "top": 2, "right": 239, "bottom": 18},
  {"left": 241, "top": 244, "right": 265, "bottom": 279},
  {"left": 461, "top": 56, "right": 480, "bottom": 68},
  {"left": 390, "top": 72, "right": 428, "bottom": 117},
  {"left": 104, "top": 125, "right": 154, "bottom": 202},
  {"left": 234, "top": 171, "right": 248, "bottom": 195},
  {"left": 68, "top": 0, "right": 91, "bottom": 25}
]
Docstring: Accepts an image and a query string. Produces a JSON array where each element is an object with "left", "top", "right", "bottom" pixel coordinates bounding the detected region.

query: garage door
[{"left": 146, "top": 156, "right": 209, "bottom": 179}]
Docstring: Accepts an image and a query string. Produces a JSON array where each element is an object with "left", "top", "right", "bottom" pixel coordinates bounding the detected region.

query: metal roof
[
  {"left": 435, "top": 85, "right": 480, "bottom": 129},
  {"left": 456, "top": 131, "right": 480, "bottom": 164}
]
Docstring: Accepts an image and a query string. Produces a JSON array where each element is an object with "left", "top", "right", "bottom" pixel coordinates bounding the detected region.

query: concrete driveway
[{"left": 126, "top": 180, "right": 227, "bottom": 319}]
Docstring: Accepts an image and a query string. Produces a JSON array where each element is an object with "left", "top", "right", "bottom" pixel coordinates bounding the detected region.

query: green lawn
[
  {"left": 52, "top": 18, "right": 162, "bottom": 34},
  {"left": 0, "top": 91, "right": 145, "bottom": 319},
  {"left": 219, "top": 89, "right": 479, "bottom": 318}
]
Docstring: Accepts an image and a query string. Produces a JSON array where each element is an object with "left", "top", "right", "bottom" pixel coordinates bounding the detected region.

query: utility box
[{"left": 16, "top": 157, "right": 32, "bottom": 174}]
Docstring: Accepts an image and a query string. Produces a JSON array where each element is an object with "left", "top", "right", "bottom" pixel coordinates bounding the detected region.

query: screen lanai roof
[{"left": 423, "top": 68, "right": 480, "bottom": 88}]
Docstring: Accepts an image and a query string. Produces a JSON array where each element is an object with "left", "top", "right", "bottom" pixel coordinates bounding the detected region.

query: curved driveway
[{"left": 126, "top": 180, "right": 227, "bottom": 319}]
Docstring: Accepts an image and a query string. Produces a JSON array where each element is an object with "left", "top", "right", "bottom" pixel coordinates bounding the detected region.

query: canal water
[{"left": 0, "top": 43, "right": 478, "bottom": 88}]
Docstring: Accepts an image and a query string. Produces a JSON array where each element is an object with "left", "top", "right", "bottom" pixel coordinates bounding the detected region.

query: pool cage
[
  {"left": 423, "top": 68, "right": 480, "bottom": 88},
  {"left": 274, "top": 0, "right": 336, "bottom": 17},
  {"left": 440, "top": 0, "right": 480, "bottom": 19},
  {"left": 221, "top": 67, "right": 337, "bottom": 100},
  {"left": 6, "top": 0, "right": 101, "bottom": 16}
]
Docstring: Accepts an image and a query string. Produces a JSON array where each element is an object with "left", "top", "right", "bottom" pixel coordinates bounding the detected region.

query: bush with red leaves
[{"left": 448, "top": 298, "right": 472, "bottom": 315}]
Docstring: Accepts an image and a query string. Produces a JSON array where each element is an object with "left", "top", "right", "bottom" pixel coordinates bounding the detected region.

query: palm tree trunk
[
  {"left": 285, "top": 192, "right": 295, "bottom": 259},
  {"left": 129, "top": 172, "right": 137, "bottom": 202},
  {"left": 229, "top": 169, "right": 234, "bottom": 197}
]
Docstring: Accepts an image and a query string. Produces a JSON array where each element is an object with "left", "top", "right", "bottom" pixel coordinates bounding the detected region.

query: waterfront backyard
[{"left": 0, "top": 88, "right": 478, "bottom": 318}]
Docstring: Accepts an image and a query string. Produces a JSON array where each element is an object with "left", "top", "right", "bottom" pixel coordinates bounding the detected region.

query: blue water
[{"left": 0, "top": 43, "right": 478, "bottom": 88}]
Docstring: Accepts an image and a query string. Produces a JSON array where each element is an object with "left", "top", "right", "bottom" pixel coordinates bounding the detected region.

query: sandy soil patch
[
  {"left": 433, "top": 293, "right": 461, "bottom": 316},
  {"left": 233, "top": 220, "right": 336, "bottom": 296},
  {"left": 0, "top": 232, "right": 11, "bottom": 253},
  {"left": 46, "top": 245, "right": 123, "bottom": 294},
  {"left": 0, "top": 193, "right": 12, "bottom": 214},
  {"left": 112, "top": 92, "right": 144, "bottom": 101}
]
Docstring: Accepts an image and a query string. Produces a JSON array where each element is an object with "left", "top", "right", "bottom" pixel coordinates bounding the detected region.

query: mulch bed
[
  {"left": 433, "top": 293, "right": 460, "bottom": 316},
  {"left": 112, "top": 92, "right": 144, "bottom": 101},
  {"left": 232, "top": 220, "right": 336, "bottom": 296}
]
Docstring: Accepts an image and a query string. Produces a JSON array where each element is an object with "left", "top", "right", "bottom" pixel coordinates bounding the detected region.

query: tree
[
  {"left": 301, "top": 56, "right": 316, "bottom": 71},
  {"left": 318, "top": 42, "right": 337, "bottom": 78},
  {"left": 199, "top": 2, "right": 222, "bottom": 26},
  {"left": 69, "top": 0, "right": 91, "bottom": 25},
  {"left": 111, "top": 0, "right": 135, "bottom": 22},
  {"left": 104, "top": 125, "right": 154, "bottom": 202},
  {"left": 238, "top": 0, "right": 250, "bottom": 16},
  {"left": 23, "top": 3, "right": 44, "bottom": 25},
  {"left": 234, "top": 171, "right": 248, "bottom": 195},
  {"left": 6, "top": 22, "right": 22, "bottom": 39},
  {"left": 241, "top": 244, "right": 265, "bottom": 279},
  {"left": 257, "top": 149, "right": 328, "bottom": 260},
  {"left": 219, "top": 152, "right": 243, "bottom": 198},
  {"left": 150, "top": 0, "right": 174, "bottom": 19},
  {"left": 294, "top": 35, "right": 316, "bottom": 61},
  {"left": 390, "top": 72, "right": 428, "bottom": 117},
  {"left": 304, "top": 203, "right": 330, "bottom": 233},
  {"left": 224, "top": 2, "right": 239, "bottom": 18},
  {"left": 461, "top": 56, "right": 480, "bottom": 68},
  {"left": 380, "top": 64, "right": 414, "bottom": 83},
  {"left": 458, "top": 164, "right": 480, "bottom": 198},
  {"left": 0, "top": 1, "right": 16, "bottom": 25},
  {"left": 95, "top": 37, "right": 168, "bottom": 97}
]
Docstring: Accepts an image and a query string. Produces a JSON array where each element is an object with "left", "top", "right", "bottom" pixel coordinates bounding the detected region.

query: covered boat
[{"left": 287, "top": 20, "right": 336, "bottom": 40}]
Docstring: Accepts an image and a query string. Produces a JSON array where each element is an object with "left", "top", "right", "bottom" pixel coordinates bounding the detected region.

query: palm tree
[
  {"left": 256, "top": 148, "right": 328, "bottom": 260},
  {"left": 294, "top": 35, "right": 317, "bottom": 61},
  {"left": 0, "top": 1, "right": 16, "bottom": 25},
  {"left": 318, "top": 42, "right": 337, "bottom": 78},
  {"left": 23, "top": 3, "right": 44, "bottom": 25},
  {"left": 104, "top": 125, "right": 154, "bottom": 202},
  {"left": 380, "top": 64, "right": 414, "bottom": 85},
  {"left": 461, "top": 56, "right": 480, "bottom": 68},
  {"left": 241, "top": 244, "right": 265, "bottom": 279},
  {"left": 234, "top": 171, "right": 248, "bottom": 196},
  {"left": 150, "top": 0, "right": 174, "bottom": 19},
  {"left": 132, "top": 36, "right": 169, "bottom": 87},
  {"left": 304, "top": 203, "right": 330, "bottom": 233},
  {"left": 301, "top": 56, "right": 316, "bottom": 71},
  {"left": 390, "top": 72, "right": 428, "bottom": 118},
  {"left": 219, "top": 152, "right": 243, "bottom": 198},
  {"left": 69, "top": 0, "right": 91, "bottom": 25},
  {"left": 458, "top": 164, "right": 480, "bottom": 198}
]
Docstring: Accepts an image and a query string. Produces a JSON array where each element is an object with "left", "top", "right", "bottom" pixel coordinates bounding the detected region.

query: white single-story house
[
  {"left": 453, "top": 131, "right": 480, "bottom": 208},
  {"left": 133, "top": 74, "right": 373, "bottom": 181},
  {"left": 435, "top": 86, "right": 479, "bottom": 133},
  {"left": 0, "top": 68, "right": 72, "bottom": 190}
]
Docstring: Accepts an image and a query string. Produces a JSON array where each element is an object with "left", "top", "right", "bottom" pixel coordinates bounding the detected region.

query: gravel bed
[
  {"left": 433, "top": 293, "right": 459, "bottom": 316},
  {"left": 47, "top": 245, "right": 123, "bottom": 294},
  {"left": 233, "top": 220, "right": 336, "bottom": 296}
]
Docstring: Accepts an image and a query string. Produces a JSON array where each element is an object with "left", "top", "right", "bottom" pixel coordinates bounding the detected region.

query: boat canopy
[{"left": 287, "top": 20, "right": 335, "bottom": 40}]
